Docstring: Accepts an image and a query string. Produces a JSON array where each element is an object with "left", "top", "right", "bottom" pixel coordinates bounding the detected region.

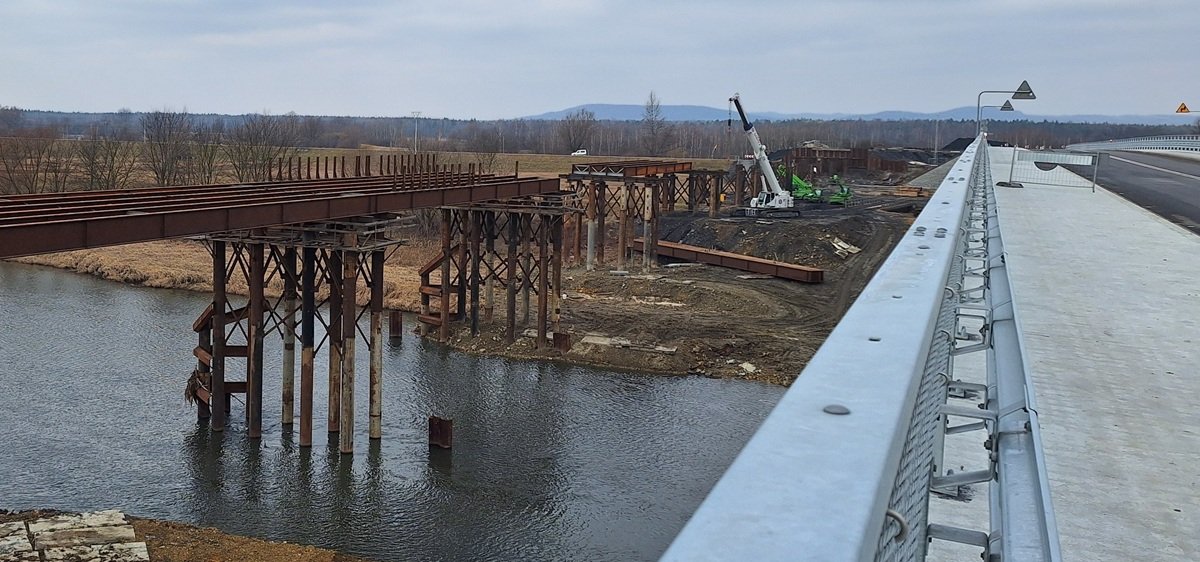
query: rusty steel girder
[{"left": 0, "top": 174, "right": 561, "bottom": 258}]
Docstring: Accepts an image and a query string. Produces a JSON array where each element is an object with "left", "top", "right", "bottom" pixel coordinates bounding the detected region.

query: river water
[{"left": 0, "top": 262, "right": 783, "bottom": 561}]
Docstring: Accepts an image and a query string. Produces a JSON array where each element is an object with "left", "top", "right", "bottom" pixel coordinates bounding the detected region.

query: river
[{"left": 0, "top": 261, "right": 784, "bottom": 561}]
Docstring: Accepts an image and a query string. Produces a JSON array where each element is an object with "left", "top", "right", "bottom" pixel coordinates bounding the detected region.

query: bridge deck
[
  {"left": 0, "top": 174, "right": 561, "bottom": 258},
  {"left": 985, "top": 146, "right": 1199, "bottom": 560}
]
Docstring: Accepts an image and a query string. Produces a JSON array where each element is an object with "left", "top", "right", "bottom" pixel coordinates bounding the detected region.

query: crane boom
[{"left": 730, "top": 93, "right": 793, "bottom": 213}]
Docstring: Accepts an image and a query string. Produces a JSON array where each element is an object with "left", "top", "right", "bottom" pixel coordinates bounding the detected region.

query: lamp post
[
  {"left": 411, "top": 111, "right": 422, "bottom": 153},
  {"left": 979, "top": 100, "right": 1015, "bottom": 135},
  {"left": 977, "top": 80, "right": 1035, "bottom": 136}
]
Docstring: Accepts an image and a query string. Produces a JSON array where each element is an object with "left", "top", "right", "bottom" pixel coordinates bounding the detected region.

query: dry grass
[{"left": 13, "top": 238, "right": 440, "bottom": 313}]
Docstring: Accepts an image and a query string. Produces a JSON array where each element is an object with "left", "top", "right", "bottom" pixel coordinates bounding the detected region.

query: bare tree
[
  {"left": 641, "top": 91, "right": 672, "bottom": 156},
  {"left": 1194, "top": 117, "right": 1200, "bottom": 135},
  {"left": 77, "top": 127, "right": 139, "bottom": 190},
  {"left": 141, "top": 110, "right": 193, "bottom": 186},
  {"left": 0, "top": 129, "right": 75, "bottom": 194},
  {"left": 557, "top": 108, "right": 596, "bottom": 153},
  {"left": 223, "top": 113, "right": 300, "bottom": 182},
  {"left": 185, "top": 122, "right": 223, "bottom": 184},
  {"left": 466, "top": 123, "right": 503, "bottom": 173}
]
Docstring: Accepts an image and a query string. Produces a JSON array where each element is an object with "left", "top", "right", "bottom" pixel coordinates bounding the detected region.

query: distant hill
[{"left": 524, "top": 104, "right": 1196, "bottom": 126}]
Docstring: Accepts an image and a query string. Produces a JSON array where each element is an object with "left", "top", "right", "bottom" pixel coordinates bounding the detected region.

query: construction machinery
[
  {"left": 730, "top": 94, "right": 796, "bottom": 217},
  {"left": 778, "top": 164, "right": 822, "bottom": 202},
  {"left": 828, "top": 174, "right": 854, "bottom": 205}
]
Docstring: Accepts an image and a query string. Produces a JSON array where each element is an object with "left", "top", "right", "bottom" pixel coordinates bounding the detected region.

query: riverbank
[
  {"left": 11, "top": 205, "right": 909, "bottom": 385},
  {"left": 0, "top": 510, "right": 372, "bottom": 562}
]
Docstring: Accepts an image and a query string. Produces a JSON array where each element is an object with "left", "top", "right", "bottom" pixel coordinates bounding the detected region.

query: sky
[{"left": 1, "top": 0, "right": 1196, "bottom": 120}]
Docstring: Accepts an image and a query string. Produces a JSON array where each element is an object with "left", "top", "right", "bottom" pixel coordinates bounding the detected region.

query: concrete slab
[
  {"left": 0, "top": 522, "right": 35, "bottom": 561},
  {"left": 44, "top": 542, "right": 149, "bottom": 561},
  {"left": 985, "top": 146, "right": 1200, "bottom": 560}
]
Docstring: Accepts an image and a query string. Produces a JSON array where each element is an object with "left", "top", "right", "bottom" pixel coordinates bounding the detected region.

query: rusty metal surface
[
  {"left": 568, "top": 160, "right": 693, "bottom": 179},
  {"left": 0, "top": 173, "right": 560, "bottom": 258},
  {"left": 634, "top": 238, "right": 824, "bottom": 283}
]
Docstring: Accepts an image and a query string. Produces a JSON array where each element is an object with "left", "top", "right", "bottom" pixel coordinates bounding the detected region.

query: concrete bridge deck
[{"left": 984, "top": 146, "right": 1199, "bottom": 560}]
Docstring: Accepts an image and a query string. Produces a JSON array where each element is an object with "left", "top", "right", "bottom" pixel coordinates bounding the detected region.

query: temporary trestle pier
[
  {"left": 0, "top": 160, "right": 565, "bottom": 453},
  {"left": 191, "top": 215, "right": 408, "bottom": 455},
  {"left": 415, "top": 194, "right": 575, "bottom": 352}
]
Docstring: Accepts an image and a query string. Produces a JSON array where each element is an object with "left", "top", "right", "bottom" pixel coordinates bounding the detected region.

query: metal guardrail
[
  {"left": 1065, "top": 134, "right": 1200, "bottom": 152},
  {"left": 660, "top": 138, "right": 1060, "bottom": 561}
]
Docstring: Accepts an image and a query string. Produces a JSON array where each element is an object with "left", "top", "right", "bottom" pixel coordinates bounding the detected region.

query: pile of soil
[{"left": 445, "top": 208, "right": 912, "bottom": 385}]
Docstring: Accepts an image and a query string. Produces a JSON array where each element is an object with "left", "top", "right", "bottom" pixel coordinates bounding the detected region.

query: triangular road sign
[{"left": 1177, "top": 102, "right": 1191, "bottom": 113}]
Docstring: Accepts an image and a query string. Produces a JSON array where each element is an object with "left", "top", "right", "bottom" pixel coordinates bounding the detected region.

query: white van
[{"left": 571, "top": 149, "right": 587, "bottom": 156}]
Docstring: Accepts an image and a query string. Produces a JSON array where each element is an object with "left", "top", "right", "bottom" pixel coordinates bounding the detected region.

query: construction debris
[{"left": 2, "top": 510, "right": 148, "bottom": 562}]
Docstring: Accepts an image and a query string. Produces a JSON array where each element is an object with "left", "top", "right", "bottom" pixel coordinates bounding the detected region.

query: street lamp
[
  {"left": 411, "top": 111, "right": 422, "bottom": 152},
  {"left": 979, "top": 100, "right": 1015, "bottom": 134},
  {"left": 977, "top": 80, "right": 1035, "bottom": 135}
]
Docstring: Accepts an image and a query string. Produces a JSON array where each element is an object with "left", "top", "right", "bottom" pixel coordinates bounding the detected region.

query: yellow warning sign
[{"left": 1178, "top": 102, "right": 1191, "bottom": 113}]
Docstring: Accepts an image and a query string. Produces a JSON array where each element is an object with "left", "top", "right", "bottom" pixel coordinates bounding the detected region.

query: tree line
[{"left": 2, "top": 97, "right": 1197, "bottom": 194}]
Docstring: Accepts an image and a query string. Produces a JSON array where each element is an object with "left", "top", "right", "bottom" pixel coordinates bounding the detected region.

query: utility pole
[{"left": 411, "top": 111, "right": 422, "bottom": 152}]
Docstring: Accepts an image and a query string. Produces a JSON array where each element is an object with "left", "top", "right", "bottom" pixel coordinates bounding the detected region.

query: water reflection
[{"left": 0, "top": 262, "right": 783, "bottom": 561}]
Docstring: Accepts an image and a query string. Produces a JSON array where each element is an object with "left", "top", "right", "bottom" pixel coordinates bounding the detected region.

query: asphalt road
[{"left": 1090, "top": 151, "right": 1200, "bottom": 233}]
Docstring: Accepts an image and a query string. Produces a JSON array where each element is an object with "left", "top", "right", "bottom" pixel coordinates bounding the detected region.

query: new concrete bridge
[{"left": 664, "top": 138, "right": 1200, "bottom": 561}]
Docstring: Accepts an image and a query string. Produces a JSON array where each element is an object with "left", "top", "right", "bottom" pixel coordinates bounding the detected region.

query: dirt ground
[
  {"left": 0, "top": 510, "right": 373, "bottom": 562},
  {"left": 444, "top": 205, "right": 915, "bottom": 385}
]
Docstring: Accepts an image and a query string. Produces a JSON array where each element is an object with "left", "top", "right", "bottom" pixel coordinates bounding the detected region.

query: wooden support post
[
  {"left": 469, "top": 211, "right": 481, "bottom": 336},
  {"left": 211, "top": 241, "right": 226, "bottom": 431},
  {"left": 340, "top": 233, "right": 358, "bottom": 454},
  {"left": 505, "top": 213, "right": 519, "bottom": 343},
  {"left": 370, "top": 250, "right": 384, "bottom": 440},
  {"left": 300, "top": 241, "right": 316, "bottom": 447},
  {"left": 247, "top": 240, "right": 265, "bottom": 439},
  {"left": 439, "top": 208, "right": 452, "bottom": 342},
  {"left": 536, "top": 216, "right": 549, "bottom": 349},
  {"left": 327, "top": 249, "right": 342, "bottom": 433}
]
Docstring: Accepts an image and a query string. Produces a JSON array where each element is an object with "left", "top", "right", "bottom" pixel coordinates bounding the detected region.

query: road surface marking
[{"left": 1108, "top": 154, "right": 1200, "bottom": 181}]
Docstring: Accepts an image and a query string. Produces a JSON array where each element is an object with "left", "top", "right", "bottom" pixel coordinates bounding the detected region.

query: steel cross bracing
[{"left": 660, "top": 138, "right": 1060, "bottom": 561}]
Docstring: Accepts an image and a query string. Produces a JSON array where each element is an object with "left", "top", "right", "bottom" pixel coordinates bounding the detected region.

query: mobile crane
[{"left": 730, "top": 93, "right": 797, "bottom": 217}]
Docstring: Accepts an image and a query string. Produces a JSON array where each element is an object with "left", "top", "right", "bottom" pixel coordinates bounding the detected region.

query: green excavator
[
  {"left": 778, "top": 165, "right": 823, "bottom": 202},
  {"left": 828, "top": 174, "right": 853, "bottom": 205}
]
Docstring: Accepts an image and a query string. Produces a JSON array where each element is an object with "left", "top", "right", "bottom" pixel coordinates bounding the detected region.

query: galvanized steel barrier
[
  {"left": 1065, "top": 134, "right": 1200, "bottom": 153},
  {"left": 661, "top": 138, "right": 1060, "bottom": 561}
]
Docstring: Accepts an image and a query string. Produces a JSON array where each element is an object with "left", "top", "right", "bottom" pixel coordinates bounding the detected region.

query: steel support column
[
  {"left": 339, "top": 232, "right": 358, "bottom": 454},
  {"left": 211, "top": 241, "right": 227, "bottom": 432}
]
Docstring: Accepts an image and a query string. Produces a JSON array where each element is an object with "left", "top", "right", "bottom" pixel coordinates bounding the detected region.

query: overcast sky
[{"left": 1, "top": 0, "right": 1195, "bottom": 119}]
